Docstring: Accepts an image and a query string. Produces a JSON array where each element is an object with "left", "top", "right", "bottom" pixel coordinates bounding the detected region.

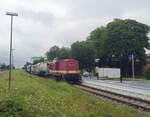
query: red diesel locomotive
[{"left": 49, "top": 58, "right": 81, "bottom": 82}]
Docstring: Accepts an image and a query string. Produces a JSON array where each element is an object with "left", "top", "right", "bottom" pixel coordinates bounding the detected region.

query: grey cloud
[
  {"left": 21, "top": 10, "right": 54, "bottom": 27},
  {"left": 0, "top": 0, "right": 150, "bottom": 67},
  {"left": 68, "top": 0, "right": 150, "bottom": 21}
]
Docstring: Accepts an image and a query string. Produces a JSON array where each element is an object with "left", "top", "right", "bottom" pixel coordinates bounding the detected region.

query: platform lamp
[
  {"left": 6, "top": 12, "right": 18, "bottom": 90},
  {"left": 120, "top": 54, "right": 123, "bottom": 83}
]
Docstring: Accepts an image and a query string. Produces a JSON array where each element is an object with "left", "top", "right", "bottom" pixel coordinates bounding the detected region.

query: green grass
[{"left": 0, "top": 70, "right": 149, "bottom": 117}]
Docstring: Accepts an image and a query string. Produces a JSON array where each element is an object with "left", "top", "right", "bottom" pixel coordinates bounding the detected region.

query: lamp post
[
  {"left": 132, "top": 54, "right": 134, "bottom": 80},
  {"left": 12, "top": 49, "right": 15, "bottom": 71},
  {"left": 120, "top": 55, "right": 122, "bottom": 83},
  {"left": 6, "top": 12, "right": 18, "bottom": 90}
]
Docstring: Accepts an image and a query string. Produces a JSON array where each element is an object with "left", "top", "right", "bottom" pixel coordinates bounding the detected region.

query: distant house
[
  {"left": 143, "top": 54, "right": 150, "bottom": 73},
  {"left": 135, "top": 54, "right": 150, "bottom": 75}
]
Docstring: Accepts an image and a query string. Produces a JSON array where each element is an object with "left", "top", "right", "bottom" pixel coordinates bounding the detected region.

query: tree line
[
  {"left": 0, "top": 63, "right": 15, "bottom": 70},
  {"left": 44, "top": 19, "right": 150, "bottom": 76}
]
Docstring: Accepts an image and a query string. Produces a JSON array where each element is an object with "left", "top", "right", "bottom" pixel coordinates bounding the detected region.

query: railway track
[{"left": 75, "top": 84, "right": 150, "bottom": 112}]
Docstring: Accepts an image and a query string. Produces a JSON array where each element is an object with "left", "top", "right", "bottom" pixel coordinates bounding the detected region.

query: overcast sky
[{"left": 0, "top": 0, "right": 150, "bottom": 67}]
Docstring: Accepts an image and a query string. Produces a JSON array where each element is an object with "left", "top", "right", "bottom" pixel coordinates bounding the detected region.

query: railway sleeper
[{"left": 76, "top": 85, "right": 150, "bottom": 112}]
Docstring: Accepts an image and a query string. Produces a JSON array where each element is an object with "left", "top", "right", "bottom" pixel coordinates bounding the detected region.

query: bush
[
  {"left": 0, "top": 100, "right": 23, "bottom": 116},
  {"left": 0, "top": 99, "right": 31, "bottom": 117},
  {"left": 144, "top": 68, "right": 150, "bottom": 79}
]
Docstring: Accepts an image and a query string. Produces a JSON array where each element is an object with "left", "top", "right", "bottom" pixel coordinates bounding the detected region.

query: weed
[{"left": 0, "top": 70, "right": 149, "bottom": 117}]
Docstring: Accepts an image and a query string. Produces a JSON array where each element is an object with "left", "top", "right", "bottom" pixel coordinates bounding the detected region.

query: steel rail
[{"left": 75, "top": 84, "right": 150, "bottom": 112}]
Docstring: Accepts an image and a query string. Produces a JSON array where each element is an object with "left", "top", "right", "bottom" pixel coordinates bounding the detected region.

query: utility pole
[
  {"left": 120, "top": 55, "right": 122, "bottom": 83},
  {"left": 12, "top": 49, "right": 15, "bottom": 73},
  {"left": 6, "top": 12, "right": 18, "bottom": 90},
  {"left": 132, "top": 54, "right": 135, "bottom": 80}
]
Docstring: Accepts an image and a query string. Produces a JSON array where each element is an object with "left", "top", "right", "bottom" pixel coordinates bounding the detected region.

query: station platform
[{"left": 82, "top": 77, "right": 150, "bottom": 101}]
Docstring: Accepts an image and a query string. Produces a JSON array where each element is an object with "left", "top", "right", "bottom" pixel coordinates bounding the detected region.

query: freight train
[{"left": 26, "top": 58, "right": 81, "bottom": 83}]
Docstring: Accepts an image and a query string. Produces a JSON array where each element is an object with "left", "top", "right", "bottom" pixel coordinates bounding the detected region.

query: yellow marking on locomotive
[{"left": 50, "top": 70, "right": 80, "bottom": 74}]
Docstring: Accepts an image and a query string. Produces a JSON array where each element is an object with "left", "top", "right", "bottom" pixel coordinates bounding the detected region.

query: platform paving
[{"left": 82, "top": 77, "right": 150, "bottom": 101}]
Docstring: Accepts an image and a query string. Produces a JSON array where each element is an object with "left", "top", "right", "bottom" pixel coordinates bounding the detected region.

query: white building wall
[{"left": 97, "top": 68, "right": 120, "bottom": 78}]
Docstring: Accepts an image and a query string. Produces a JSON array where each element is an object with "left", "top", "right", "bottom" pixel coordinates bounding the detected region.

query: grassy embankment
[{"left": 0, "top": 70, "right": 149, "bottom": 117}]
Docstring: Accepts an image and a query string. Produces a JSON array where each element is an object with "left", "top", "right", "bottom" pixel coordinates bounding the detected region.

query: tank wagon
[
  {"left": 26, "top": 65, "right": 31, "bottom": 72},
  {"left": 30, "top": 62, "right": 49, "bottom": 75},
  {"left": 38, "top": 62, "right": 49, "bottom": 75}
]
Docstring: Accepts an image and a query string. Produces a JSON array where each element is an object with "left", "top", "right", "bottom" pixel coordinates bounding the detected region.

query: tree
[
  {"left": 0, "top": 63, "right": 7, "bottom": 70},
  {"left": 87, "top": 26, "right": 109, "bottom": 67},
  {"left": 46, "top": 46, "right": 59, "bottom": 60},
  {"left": 57, "top": 47, "right": 71, "bottom": 59},
  {"left": 23, "top": 62, "right": 32, "bottom": 69},
  {"left": 104, "top": 19, "right": 150, "bottom": 75},
  {"left": 105, "top": 19, "right": 150, "bottom": 57},
  {"left": 71, "top": 41, "right": 96, "bottom": 70},
  {"left": 86, "top": 19, "right": 150, "bottom": 75}
]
